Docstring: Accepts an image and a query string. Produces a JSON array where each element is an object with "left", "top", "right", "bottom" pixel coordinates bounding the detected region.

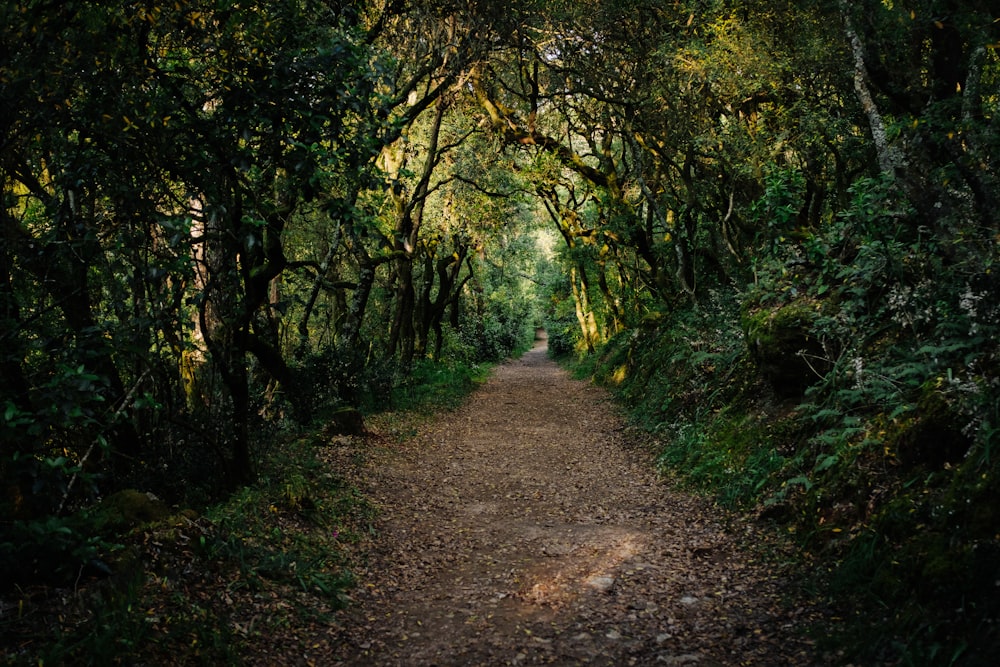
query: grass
[{"left": 391, "top": 357, "right": 495, "bottom": 412}]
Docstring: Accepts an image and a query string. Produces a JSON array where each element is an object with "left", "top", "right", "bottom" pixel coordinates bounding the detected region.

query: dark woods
[{"left": 2, "top": 1, "right": 999, "bottom": 663}]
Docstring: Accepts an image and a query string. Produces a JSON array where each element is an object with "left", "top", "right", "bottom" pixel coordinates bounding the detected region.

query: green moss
[
  {"left": 91, "top": 489, "right": 172, "bottom": 534},
  {"left": 742, "top": 298, "right": 827, "bottom": 396}
]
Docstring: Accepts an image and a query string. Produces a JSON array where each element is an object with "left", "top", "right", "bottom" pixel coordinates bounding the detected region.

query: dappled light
[
  {"left": 324, "top": 345, "right": 825, "bottom": 665},
  {"left": 2, "top": 0, "right": 998, "bottom": 663},
  {"left": 518, "top": 528, "right": 645, "bottom": 609}
]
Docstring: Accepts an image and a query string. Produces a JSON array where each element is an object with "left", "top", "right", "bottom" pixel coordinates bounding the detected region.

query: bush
[
  {"left": 293, "top": 345, "right": 397, "bottom": 414},
  {"left": 543, "top": 314, "right": 578, "bottom": 358},
  {"left": 391, "top": 357, "right": 491, "bottom": 412},
  {"left": 0, "top": 515, "right": 109, "bottom": 590},
  {"left": 738, "top": 173, "right": 1000, "bottom": 664}
]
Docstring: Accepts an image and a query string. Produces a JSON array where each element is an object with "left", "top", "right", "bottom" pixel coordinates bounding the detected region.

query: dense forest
[{"left": 2, "top": 0, "right": 998, "bottom": 664}]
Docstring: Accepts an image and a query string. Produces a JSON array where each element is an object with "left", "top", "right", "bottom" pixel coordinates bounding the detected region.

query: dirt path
[{"left": 322, "top": 339, "right": 831, "bottom": 666}]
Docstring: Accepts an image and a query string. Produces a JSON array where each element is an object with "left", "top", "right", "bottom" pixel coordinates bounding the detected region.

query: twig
[{"left": 57, "top": 370, "right": 150, "bottom": 515}]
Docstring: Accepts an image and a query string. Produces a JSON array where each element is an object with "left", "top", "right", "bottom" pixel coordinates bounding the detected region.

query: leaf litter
[
  {"left": 306, "top": 340, "right": 837, "bottom": 666},
  {"left": 1, "top": 339, "right": 838, "bottom": 666}
]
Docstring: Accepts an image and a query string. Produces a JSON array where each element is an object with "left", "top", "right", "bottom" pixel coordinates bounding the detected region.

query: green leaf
[
  {"left": 785, "top": 475, "right": 812, "bottom": 490},
  {"left": 814, "top": 454, "right": 838, "bottom": 472},
  {"left": 888, "top": 403, "right": 913, "bottom": 420}
]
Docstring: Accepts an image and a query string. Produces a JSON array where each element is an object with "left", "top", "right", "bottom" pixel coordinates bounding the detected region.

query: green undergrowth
[
  {"left": 390, "top": 357, "right": 494, "bottom": 412},
  {"left": 388, "top": 328, "right": 535, "bottom": 414},
  {"left": 2, "top": 430, "right": 375, "bottom": 665},
  {"left": 579, "top": 290, "right": 793, "bottom": 510},
  {"left": 2, "top": 350, "right": 510, "bottom": 664},
  {"left": 577, "top": 281, "right": 1000, "bottom": 666}
]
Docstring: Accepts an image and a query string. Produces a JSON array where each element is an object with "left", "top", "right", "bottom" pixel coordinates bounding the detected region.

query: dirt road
[{"left": 323, "top": 339, "right": 830, "bottom": 666}]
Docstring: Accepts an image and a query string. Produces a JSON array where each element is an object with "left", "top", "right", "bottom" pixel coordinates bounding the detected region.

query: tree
[
  {"left": 0, "top": 0, "right": 387, "bottom": 501},
  {"left": 840, "top": 0, "right": 999, "bottom": 230}
]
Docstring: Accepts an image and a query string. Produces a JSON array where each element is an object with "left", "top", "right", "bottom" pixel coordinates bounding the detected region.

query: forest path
[{"left": 319, "top": 338, "right": 829, "bottom": 666}]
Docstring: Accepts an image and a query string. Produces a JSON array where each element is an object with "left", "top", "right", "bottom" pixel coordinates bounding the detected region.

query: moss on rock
[
  {"left": 92, "top": 489, "right": 172, "bottom": 533},
  {"left": 742, "top": 298, "right": 827, "bottom": 397}
]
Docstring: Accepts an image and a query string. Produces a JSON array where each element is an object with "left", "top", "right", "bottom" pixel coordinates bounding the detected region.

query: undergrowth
[
  {"left": 575, "top": 176, "right": 1000, "bottom": 666},
  {"left": 580, "top": 289, "right": 792, "bottom": 510},
  {"left": 391, "top": 358, "right": 493, "bottom": 412},
  {"left": 1, "top": 345, "right": 510, "bottom": 665},
  {"left": 1, "top": 430, "right": 373, "bottom": 665}
]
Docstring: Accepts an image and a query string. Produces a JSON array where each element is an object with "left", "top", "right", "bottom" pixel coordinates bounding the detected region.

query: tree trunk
[
  {"left": 339, "top": 227, "right": 394, "bottom": 351},
  {"left": 597, "top": 261, "right": 622, "bottom": 335},
  {"left": 385, "top": 99, "right": 447, "bottom": 367},
  {"left": 199, "top": 292, "right": 253, "bottom": 485},
  {"left": 0, "top": 215, "right": 32, "bottom": 414},
  {"left": 430, "top": 243, "right": 469, "bottom": 362},
  {"left": 388, "top": 255, "right": 417, "bottom": 364},
  {"left": 296, "top": 218, "right": 343, "bottom": 358},
  {"left": 414, "top": 251, "right": 436, "bottom": 359},
  {"left": 840, "top": 1, "right": 901, "bottom": 176},
  {"left": 186, "top": 197, "right": 213, "bottom": 409},
  {"left": 191, "top": 184, "right": 259, "bottom": 486},
  {"left": 571, "top": 265, "right": 599, "bottom": 354}
]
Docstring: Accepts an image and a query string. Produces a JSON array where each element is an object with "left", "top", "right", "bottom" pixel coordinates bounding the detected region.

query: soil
[{"left": 313, "top": 337, "right": 834, "bottom": 666}]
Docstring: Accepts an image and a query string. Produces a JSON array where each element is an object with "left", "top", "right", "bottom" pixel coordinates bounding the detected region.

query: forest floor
[{"left": 292, "top": 337, "right": 839, "bottom": 666}]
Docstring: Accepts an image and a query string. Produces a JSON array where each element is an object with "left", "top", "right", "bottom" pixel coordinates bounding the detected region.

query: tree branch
[{"left": 471, "top": 70, "right": 610, "bottom": 188}]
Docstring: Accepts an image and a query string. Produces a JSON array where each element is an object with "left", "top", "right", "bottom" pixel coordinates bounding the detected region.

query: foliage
[
  {"left": 742, "top": 170, "right": 1000, "bottom": 663},
  {"left": 0, "top": 515, "right": 111, "bottom": 590},
  {"left": 294, "top": 344, "right": 398, "bottom": 414},
  {"left": 1, "top": 432, "right": 373, "bottom": 665},
  {"left": 586, "top": 289, "right": 789, "bottom": 508},
  {"left": 0, "top": 0, "right": 544, "bottom": 603},
  {"left": 392, "top": 357, "right": 493, "bottom": 413},
  {"left": 592, "top": 153, "right": 1000, "bottom": 665},
  {"left": 3, "top": 0, "right": 999, "bottom": 663}
]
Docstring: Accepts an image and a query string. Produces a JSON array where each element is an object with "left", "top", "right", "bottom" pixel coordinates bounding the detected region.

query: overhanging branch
[{"left": 471, "top": 70, "right": 610, "bottom": 188}]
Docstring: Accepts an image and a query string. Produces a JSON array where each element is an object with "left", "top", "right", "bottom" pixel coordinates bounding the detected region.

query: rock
[
  {"left": 322, "top": 406, "right": 366, "bottom": 438},
  {"left": 93, "top": 489, "right": 171, "bottom": 532},
  {"left": 742, "top": 298, "right": 828, "bottom": 397},
  {"left": 585, "top": 575, "right": 616, "bottom": 592}
]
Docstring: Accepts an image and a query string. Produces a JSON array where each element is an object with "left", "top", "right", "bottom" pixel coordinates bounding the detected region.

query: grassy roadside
[
  {"left": 1, "top": 356, "right": 502, "bottom": 665},
  {"left": 564, "top": 299, "right": 999, "bottom": 667}
]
